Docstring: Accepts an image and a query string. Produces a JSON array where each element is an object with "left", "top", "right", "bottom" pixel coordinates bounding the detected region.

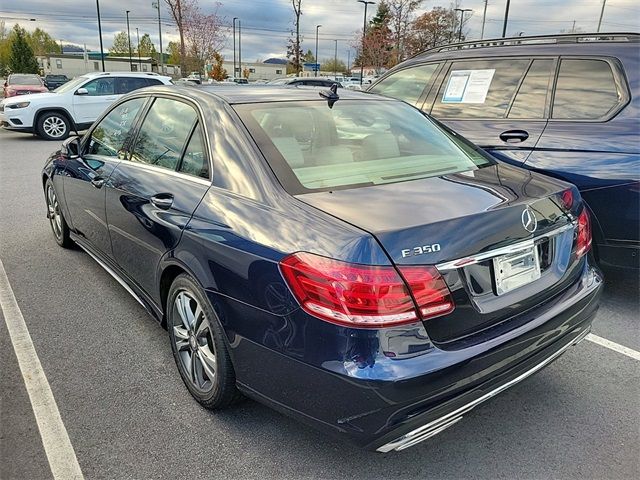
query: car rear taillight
[
  {"left": 560, "top": 188, "right": 574, "bottom": 210},
  {"left": 575, "top": 208, "right": 592, "bottom": 258},
  {"left": 279, "top": 252, "right": 454, "bottom": 328}
]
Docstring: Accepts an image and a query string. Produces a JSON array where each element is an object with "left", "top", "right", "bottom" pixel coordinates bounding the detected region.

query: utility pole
[
  {"left": 126, "top": 10, "right": 133, "bottom": 71},
  {"left": 315, "top": 25, "right": 321, "bottom": 77},
  {"left": 347, "top": 49, "right": 350, "bottom": 73},
  {"left": 597, "top": 0, "right": 607, "bottom": 32},
  {"left": 454, "top": 8, "right": 472, "bottom": 42},
  {"left": 136, "top": 28, "right": 141, "bottom": 71},
  {"left": 96, "top": 0, "right": 105, "bottom": 71},
  {"left": 238, "top": 20, "right": 242, "bottom": 79},
  {"left": 152, "top": 1, "right": 163, "bottom": 74},
  {"left": 232, "top": 17, "right": 237, "bottom": 78},
  {"left": 334, "top": 40, "right": 338, "bottom": 81},
  {"left": 481, "top": 0, "right": 488, "bottom": 40},
  {"left": 357, "top": 0, "right": 375, "bottom": 86},
  {"left": 571, "top": 20, "right": 576, "bottom": 33},
  {"left": 502, "top": 0, "right": 511, "bottom": 38}
]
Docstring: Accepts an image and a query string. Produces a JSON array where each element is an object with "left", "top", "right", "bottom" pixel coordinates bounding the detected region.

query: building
[
  {"left": 38, "top": 53, "right": 181, "bottom": 78},
  {"left": 218, "top": 61, "right": 283, "bottom": 81}
]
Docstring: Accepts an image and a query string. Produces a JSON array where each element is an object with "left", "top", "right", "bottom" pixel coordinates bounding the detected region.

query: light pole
[
  {"left": 357, "top": 0, "right": 375, "bottom": 86},
  {"left": 96, "top": 0, "right": 105, "bottom": 71},
  {"left": 454, "top": 8, "right": 472, "bottom": 42},
  {"left": 136, "top": 27, "right": 141, "bottom": 71},
  {"left": 152, "top": 1, "right": 163, "bottom": 74},
  {"left": 126, "top": 10, "right": 133, "bottom": 71},
  {"left": 315, "top": 25, "right": 321, "bottom": 77},
  {"left": 480, "top": 0, "right": 488, "bottom": 40},
  {"left": 232, "top": 17, "right": 237, "bottom": 79},
  {"left": 502, "top": 0, "right": 511, "bottom": 37},
  {"left": 238, "top": 20, "right": 242, "bottom": 80},
  {"left": 597, "top": 0, "right": 607, "bottom": 32},
  {"left": 334, "top": 40, "right": 338, "bottom": 80}
]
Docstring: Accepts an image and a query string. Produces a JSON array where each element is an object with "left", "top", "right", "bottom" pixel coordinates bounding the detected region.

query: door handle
[
  {"left": 90, "top": 177, "right": 105, "bottom": 189},
  {"left": 150, "top": 193, "right": 174, "bottom": 210},
  {"left": 499, "top": 130, "right": 529, "bottom": 143}
]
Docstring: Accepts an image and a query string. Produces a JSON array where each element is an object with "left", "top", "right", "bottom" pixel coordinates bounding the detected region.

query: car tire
[
  {"left": 45, "top": 179, "right": 73, "bottom": 248},
  {"left": 168, "top": 274, "right": 242, "bottom": 409},
  {"left": 36, "top": 111, "right": 71, "bottom": 141}
]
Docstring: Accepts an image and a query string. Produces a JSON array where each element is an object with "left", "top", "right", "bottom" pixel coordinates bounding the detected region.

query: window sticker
[{"left": 442, "top": 69, "right": 495, "bottom": 103}]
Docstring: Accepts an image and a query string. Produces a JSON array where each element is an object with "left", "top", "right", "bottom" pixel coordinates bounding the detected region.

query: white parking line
[
  {"left": 586, "top": 333, "right": 640, "bottom": 361},
  {"left": 0, "top": 259, "right": 84, "bottom": 480}
]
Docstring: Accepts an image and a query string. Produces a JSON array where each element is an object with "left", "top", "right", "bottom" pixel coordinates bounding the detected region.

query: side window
[
  {"left": 552, "top": 59, "right": 620, "bottom": 119},
  {"left": 432, "top": 59, "right": 530, "bottom": 118},
  {"left": 146, "top": 78, "right": 163, "bottom": 86},
  {"left": 82, "top": 77, "right": 115, "bottom": 96},
  {"left": 117, "top": 77, "right": 150, "bottom": 94},
  {"left": 178, "top": 123, "right": 209, "bottom": 179},
  {"left": 369, "top": 63, "right": 440, "bottom": 105},
  {"left": 87, "top": 97, "right": 147, "bottom": 157},
  {"left": 508, "top": 59, "right": 554, "bottom": 119},
  {"left": 129, "top": 98, "right": 198, "bottom": 170}
]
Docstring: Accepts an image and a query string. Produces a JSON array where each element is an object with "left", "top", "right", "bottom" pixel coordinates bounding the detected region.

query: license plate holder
[{"left": 493, "top": 245, "right": 541, "bottom": 295}]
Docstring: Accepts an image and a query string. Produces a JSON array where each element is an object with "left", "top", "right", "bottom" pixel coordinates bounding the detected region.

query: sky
[{"left": 1, "top": 0, "right": 639, "bottom": 65}]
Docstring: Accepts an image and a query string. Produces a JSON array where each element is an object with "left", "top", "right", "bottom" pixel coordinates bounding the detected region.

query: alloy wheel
[
  {"left": 42, "top": 116, "right": 67, "bottom": 138},
  {"left": 171, "top": 291, "right": 217, "bottom": 393},
  {"left": 47, "top": 185, "right": 62, "bottom": 239}
]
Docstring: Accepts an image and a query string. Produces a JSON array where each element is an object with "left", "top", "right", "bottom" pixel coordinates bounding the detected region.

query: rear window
[
  {"left": 9, "top": 74, "right": 42, "bottom": 85},
  {"left": 369, "top": 63, "right": 440, "bottom": 105},
  {"left": 237, "top": 100, "right": 492, "bottom": 194}
]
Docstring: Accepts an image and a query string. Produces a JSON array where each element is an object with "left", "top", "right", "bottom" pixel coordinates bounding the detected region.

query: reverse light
[
  {"left": 279, "top": 252, "right": 454, "bottom": 328},
  {"left": 575, "top": 208, "right": 592, "bottom": 258}
]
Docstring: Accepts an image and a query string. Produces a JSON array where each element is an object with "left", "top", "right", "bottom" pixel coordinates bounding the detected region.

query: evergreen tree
[{"left": 9, "top": 25, "right": 39, "bottom": 73}]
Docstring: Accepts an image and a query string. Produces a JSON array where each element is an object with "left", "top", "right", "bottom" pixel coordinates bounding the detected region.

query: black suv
[{"left": 370, "top": 33, "right": 639, "bottom": 269}]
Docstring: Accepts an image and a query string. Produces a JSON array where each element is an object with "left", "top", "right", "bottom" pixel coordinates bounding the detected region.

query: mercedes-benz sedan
[{"left": 42, "top": 85, "right": 602, "bottom": 451}]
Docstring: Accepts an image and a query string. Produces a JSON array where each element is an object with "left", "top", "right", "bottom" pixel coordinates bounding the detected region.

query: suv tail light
[
  {"left": 575, "top": 208, "right": 592, "bottom": 258},
  {"left": 279, "top": 252, "right": 454, "bottom": 328}
]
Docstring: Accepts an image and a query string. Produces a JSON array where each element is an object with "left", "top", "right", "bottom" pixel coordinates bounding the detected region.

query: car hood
[
  {"left": 3, "top": 91, "right": 58, "bottom": 104},
  {"left": 296, "top": 163, "right": 574, "bottom": 265}
]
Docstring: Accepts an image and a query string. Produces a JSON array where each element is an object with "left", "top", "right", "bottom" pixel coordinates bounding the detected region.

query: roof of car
[
  {"left": 80, "top": 71, "right": 172, "bottom": 80},
  {"left": 142, "top": 84, "right": 392, "bottom": 105}
]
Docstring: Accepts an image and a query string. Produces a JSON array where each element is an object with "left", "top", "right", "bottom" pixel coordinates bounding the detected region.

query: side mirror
[
  {"left": 75, "top": 87, "right": 88, "bottom": 95},
  {"left": 61, "top": 136, "right": 81, "bottom": 159}
]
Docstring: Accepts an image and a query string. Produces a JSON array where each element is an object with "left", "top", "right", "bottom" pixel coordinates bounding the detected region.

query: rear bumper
[{"left": 221, "top": 261, "right": 603, "bottom": 450}]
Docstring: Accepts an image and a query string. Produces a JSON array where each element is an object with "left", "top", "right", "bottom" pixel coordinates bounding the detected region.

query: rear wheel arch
[{"left": 160, "top": 264, "right": 189, "bottom": 327}]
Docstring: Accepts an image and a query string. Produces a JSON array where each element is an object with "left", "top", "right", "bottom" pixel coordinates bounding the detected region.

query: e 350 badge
[{"left": 401, "top": 243, "right": 441, "bottom": 258}]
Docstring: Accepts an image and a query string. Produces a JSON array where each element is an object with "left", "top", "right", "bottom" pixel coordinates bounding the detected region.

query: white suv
[{"left": 0, "top": 71, "right": 173, "bottom": 140}]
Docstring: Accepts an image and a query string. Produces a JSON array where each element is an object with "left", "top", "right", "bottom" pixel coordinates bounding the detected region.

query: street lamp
[
  {"left": 315, "top": 25, "right": 321, "bottom": 77},
  {"left": 95, "top": 1, "right": 105, "bottom": 71},
  {"left": 232, "top": 17, "right": 237, "bottom": 78},
  {"left": 152, "top": 1, "right": 163, "bottom": 74},
  {"left": 357, "top": 0, "right": 375, "bottom": 86},
  {"left": 126, "top": 10, "right": 133, "bottom": 71},
  {"left": 502, "top": 0, "right": 511, "bottom": 37},
  {"left": 334, "top": 39, "right": 338, "bottom": 81},
  {"left": 454, "top": 8, "right": 472, "bottom": 42},
  {"left": 136, "top": 27, "right": 141, "bottom": 71}
]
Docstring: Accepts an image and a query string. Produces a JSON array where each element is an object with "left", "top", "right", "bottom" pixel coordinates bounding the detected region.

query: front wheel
[
  {"left": 37, "top": 112, "right": 71, "bottom": 140},
  {"left": 167, "top": 274, "right": 241, "bottom": 409},
  {"left": 45, "top": 179, "right": 73, "bottom": 248}
]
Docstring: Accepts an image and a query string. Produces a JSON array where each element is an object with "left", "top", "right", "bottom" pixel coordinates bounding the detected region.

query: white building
[
  {"left": 38, "top": 54, "right": 181, "bottom": 78},
  {"left": 219, "top": 61, "right": 284, "bottom": 81}
]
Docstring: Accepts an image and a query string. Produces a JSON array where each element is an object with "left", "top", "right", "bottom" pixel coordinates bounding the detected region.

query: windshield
[
  {"left": 9, "top": 74, "right": 42, "bottom": 85},
  {"left": 237, "top": 100, "right": 493, "bottom": 194},
  {"left": 54, "top": 76, "right": 89, "bottom": 94}
]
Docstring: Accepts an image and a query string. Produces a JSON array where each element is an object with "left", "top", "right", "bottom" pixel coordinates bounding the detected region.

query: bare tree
[
  {"left": 183, "top": 2, "right": 226, "bottom": 75},
  {"left": 388, "top": 0, "right": 423, "bottom": 64},
  {"left": 165, "top": 0, "right": 193, "bottom": 75},
  {"left": 287, "top": 0, "right": 303, "bottom": 76}
]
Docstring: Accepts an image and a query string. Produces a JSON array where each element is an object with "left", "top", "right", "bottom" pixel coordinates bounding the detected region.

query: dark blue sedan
[{"left": 42, "top": 85, "right": 602, "bottom": 451}]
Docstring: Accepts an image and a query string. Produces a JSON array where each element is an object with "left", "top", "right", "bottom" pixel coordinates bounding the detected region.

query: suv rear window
[
  {"left": 432, "top": 59, "right": 530, "bottom": 118},
  {"left": 552, "top": 59, "right": 620, "bottom": 119},
  {"left": 237, "top": 100, "right": 492, "bottom": 194},
  {"left": 369, "top": 63, "right": 440, "bottom": 105}
]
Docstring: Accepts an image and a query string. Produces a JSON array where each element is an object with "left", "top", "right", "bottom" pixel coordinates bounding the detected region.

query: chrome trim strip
[
  {"left": 376, "top": 327, "right": 590, "bottom": 452},
  {"left": 78, "top": 244, "right": 145, "bottom": 307},
  {"left": 436, "top": 222, "right": 576, "bottom": 271}
]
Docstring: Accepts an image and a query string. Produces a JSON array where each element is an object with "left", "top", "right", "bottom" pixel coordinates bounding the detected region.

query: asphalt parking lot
[{"left": 0, "top": 129, "right": 638, "bottom": 480}]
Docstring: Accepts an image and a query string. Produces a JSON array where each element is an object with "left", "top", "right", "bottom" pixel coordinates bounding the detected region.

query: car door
[
  {"left": 424, "top": 57, "right": 554, "bottom": 165},
  {"left": 63, "top": 96, "right": 149, "bottom": 257},
  {"left": 525, "top": 57, "right": 639, "bottom": 253},
  {"left": 105, "top": 96, "right": 211, "bottom": 295},
  {"left": 72, "top": 76, "right": 119, "bottom": 124}
]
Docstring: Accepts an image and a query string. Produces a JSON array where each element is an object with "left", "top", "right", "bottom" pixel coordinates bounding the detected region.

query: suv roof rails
[{"left": 411, "top": 32, "right": 640, "bottom": 59}]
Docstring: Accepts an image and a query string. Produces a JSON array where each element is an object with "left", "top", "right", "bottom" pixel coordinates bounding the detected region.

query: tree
[
  {"left": 110, "top": 31, "right": 131, "bottom": 55},
  {"left": 302, "top": 49, "right": 315, "bottom": 63},
  {"left": 353, "top": 1, "right": 394, "bottom": 71},
  {"left": 209, "top": 51, "right": 226, "bottom": 80},
  {"left": 320, "top": 58, "right": 347, "bottom": 74},
  {"left": 9, "top": 25, "right": 39, "bottom": 73},
  {"left": 165, "top": 0, "right": 193, "bottom": 75},
  {"left": 408, "top": 7, "right": 457, "bottom": 55},
  {"left": 167, "top": 41, "right": 181, "bottom": 65},
  {"left": 286, "top": 0, "right": 303, "bottom": 76},
  {"left": 27, "top": 28, "right": 60, "bottom": 56},
  {"left": 388, "top": 0, "right": 423, "bottom": 64},
  {"left": 137, "top": 33, "right": 157, "bottom": 57},
  {"left": 183, "top": 1, "right": 226, "bottom": 75}
]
